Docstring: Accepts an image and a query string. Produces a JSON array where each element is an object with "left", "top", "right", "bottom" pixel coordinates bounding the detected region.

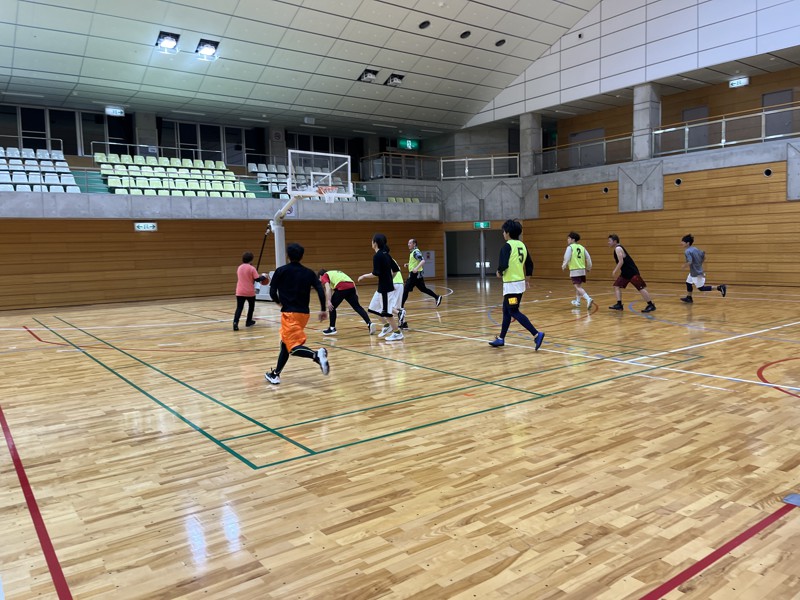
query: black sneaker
[
  {"left": 233, "top": 323, "right": 239, "bottom": 331},
  {"left": 264, "top": 370, "right": 281, "bottom": 384},
  {"left": 680, "top": 296, "right": 693, "bottom": 303},
  {"left": 719, "top": 284, "right": 727, "bottom": 297},
  {"left": 399, "top": 322, "right": 409, "bottom": 329},
  {"left": 641, "top": 303, "right": 656, "bottom": 313},
  {"left": 245, "top": 320, "right": 256, "bottom": 327},
  {"left": 322, "top": 327, "right": 337, "bottom": 335},
  {"left": 435, "top": 295, "right": 442, "bottom": 307},
  {"left": 609, "top": 303, "right": 623, "bottom": 311}
]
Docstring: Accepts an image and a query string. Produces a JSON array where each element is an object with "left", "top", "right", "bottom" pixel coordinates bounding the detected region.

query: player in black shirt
[{"left": 265, "top": 243, "right": 330, "bottom": 384}]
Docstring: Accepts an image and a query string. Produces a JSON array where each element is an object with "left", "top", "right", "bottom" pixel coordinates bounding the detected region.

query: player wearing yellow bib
[
  {"left": 398, "top": 239, "right": 442, "bottom": 328},
  {"left": 561, "top": 232, "right": 594, "bottom": 309},
  {"left": 317, "top": 269, "right": 374, "bottom": 335},
  {"left": 489, "top": 219, "right": 545, "bottom": 350}
]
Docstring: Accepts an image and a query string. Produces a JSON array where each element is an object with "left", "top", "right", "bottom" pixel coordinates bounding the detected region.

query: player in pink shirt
[{"left": 233, "top": 252, "right": 267, "bottom": 331}]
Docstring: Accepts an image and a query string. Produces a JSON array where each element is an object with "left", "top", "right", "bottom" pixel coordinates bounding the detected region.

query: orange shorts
[{"left": 281, "top": 312, "right": 310, "bottom": 350}]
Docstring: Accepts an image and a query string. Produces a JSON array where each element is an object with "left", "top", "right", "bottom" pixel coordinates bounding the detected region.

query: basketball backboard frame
[{"left": 287, "top": 149, "right": 353, "bottom": 199}]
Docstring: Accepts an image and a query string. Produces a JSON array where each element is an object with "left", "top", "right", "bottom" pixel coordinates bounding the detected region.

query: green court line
[
  {"left": 39, "top": 313, "right": 703, "bottom": 472},
  {"left": 253, "top": 359, "right": 673, "bottom": 469},
  {"left": 34, "top": 318, "right": 258, "bottom": 469},
  {"left": 47, "top": 317, "right": 316, "bottom": 457}
]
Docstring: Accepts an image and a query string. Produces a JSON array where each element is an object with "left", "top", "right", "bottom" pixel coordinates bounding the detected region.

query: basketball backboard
[{"left": 287, "top": 150, "right": 353, "bottom": 199}]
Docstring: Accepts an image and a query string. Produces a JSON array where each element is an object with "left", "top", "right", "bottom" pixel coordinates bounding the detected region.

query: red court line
[
  {"left": 638, "top": 502, "right": 797, "bottom": 600},
  {"left": 0, "top": 403, "right": 73, "bottom": 599},
  {"left": 757, "top": 357, "right": 800, "bottom": 399}
]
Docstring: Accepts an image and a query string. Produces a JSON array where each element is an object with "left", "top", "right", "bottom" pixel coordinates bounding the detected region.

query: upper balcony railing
[
  {"left": 653, "top": 101, "right": 800, "bottom": 156},
  {"left": 360, "top": 152, "right": 519, "bottom": 181},
  {"left": 534, "top": 134, "right": 633, "bottom": 174}
]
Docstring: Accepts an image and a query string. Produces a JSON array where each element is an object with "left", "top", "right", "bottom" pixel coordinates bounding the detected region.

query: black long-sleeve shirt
[
  {"left": 268, "top": 261, "right": 325, "bottom": 313},
  {"left": 497, "top": 242, "right": 534, "bottom": 277}
]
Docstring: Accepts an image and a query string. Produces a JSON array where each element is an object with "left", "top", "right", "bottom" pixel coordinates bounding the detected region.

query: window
[
  {"left": 49, "top": 110, "right": 78, "bottom": 155},
  {"left": 81, "top": 112, "right": 106, "bottom": 156},
  {"left": 0, "top": 105, "right": 18, "bottom": 146},
  {"left": 199, "top": 124, "right": 222, "bottom": 161},
  {"left": 20, "top": 107, "right": 47, "bottom": 150},
  {"left": 225, "top": 127, "right": 244, "bottom": 165},
  {"left": 178, "top": 122, "right": 198, "bottom": 159}
]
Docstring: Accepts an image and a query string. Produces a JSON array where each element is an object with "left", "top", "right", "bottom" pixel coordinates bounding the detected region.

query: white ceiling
[{"left": 1, "top": 0, "right": 799, "bottom": 139}]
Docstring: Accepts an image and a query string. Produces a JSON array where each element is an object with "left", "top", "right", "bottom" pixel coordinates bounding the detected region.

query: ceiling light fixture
[
  {"left": 196, "top": 39, "right": 219, "bottom": 61},
  {"left": 156, "top": 31, "right": 180, "bottom": 54},
  {"left": 239, "top": 117, "right": 270, "bottom": 123},
  {"left": 0, "top": 91, "right": 45, "bottom": 98},
  {"left": 357, "top": 68, "right": 379, "bottom": 83},
  {"left": 384, "top": 73, "right": 404, "bottom": 87},
  {"left": 171, "top": 110, "right": 206, "bottom": 116},
  {"left": 372, "top": 123, "right": 399, "bottom": 129},
  {"left": 299, "top": 124, "right": 327, "bottom": 129},
  {"left": 352, "top": 129, "right": 377, "bottom": 135}
]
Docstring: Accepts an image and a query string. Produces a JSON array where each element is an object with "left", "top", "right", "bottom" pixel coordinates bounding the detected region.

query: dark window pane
[
  {"left": 0, "top": 105, "right": 19, "bottom": 146},
  {"left": 48, "top": 109, "right": 78, "bottom": 155},
  {"left": 82, "top": 112, "right": 106, "bottom": 155}
]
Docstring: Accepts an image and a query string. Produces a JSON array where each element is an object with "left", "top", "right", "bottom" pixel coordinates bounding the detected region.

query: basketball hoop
[{"left": 317, "top": 185, "right": 338, "bottom": 204}]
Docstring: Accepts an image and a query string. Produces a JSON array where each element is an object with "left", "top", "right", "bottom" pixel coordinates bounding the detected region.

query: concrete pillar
[
  {"left": 520, "top": 112, "right": 542, "bottom": 177},
  {"left": 632, "top": 83, "right": 661, "bottom": 161}
]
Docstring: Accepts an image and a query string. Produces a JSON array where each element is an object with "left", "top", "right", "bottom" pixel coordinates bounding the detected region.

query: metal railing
[
  {"left": 653, "top": 102, "right": 800, "bottom": 156},
  {"left": 353, "top": 181, "right": 441, "bottom": 203},
  {"left": 0, "top": 134, "right": 64, "bottom": 152},
  {"left": 534, "top": 134, "right": 632, "bottom": 174},
  {"left": 90, "top": 141, "right": 224, "bottom": 164},
  {"left": 360, "top": 152, "right": 519, "bottom": 181}
]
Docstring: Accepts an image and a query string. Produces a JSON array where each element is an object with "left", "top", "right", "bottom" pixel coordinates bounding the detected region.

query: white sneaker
[
  {"left": 571, "top": 299, "right": 581, "bottom": 307},
  {"left": 586, "top": 297, "right": 594, "bottom": 309},
  {"left": 322, "top": 327, "right": 337, "bottom": 335},
  {"left": 368, "top": 322, "right": 376, "bottom": 335},
  {"left": 316, "top": 347, "right": 330, "bottom": 375},
  {"left": 385, "top": 331, "right": 404, "bottom": 341},
  {"left": 378, "top": 324, "right": 392, "bottom": 338},
  {"left": 264, "top": 370, "right": 281, "bottom": 384}
]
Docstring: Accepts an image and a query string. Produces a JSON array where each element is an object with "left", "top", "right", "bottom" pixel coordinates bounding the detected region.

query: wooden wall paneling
[{"left": 0, "top": 220, "right": 446, "bottom": 311}]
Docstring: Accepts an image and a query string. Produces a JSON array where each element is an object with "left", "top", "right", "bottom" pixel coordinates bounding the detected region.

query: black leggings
[
  {"left": 499, "top": 293, "right": 538, "bottom": 339},
  {"left": 233, "top": 296, "right": 255, "bottom": 324},
  {"left": 329, "top": 288, "right": 371, "bottom": 328},
  {"left": 402, "top": 272, "right": 437, "bottom": 306}
]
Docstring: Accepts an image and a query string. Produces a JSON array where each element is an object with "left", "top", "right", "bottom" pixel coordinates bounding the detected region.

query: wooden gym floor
[{"left": 1, "top": 277, "right": 799, "bottom": 599}]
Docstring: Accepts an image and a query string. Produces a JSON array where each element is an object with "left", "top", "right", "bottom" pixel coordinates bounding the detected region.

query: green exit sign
[
  {"left": 473, "top": 221, "right": 491, "bottom": 229},
  {"left": 398, "top": 138, "right": 419, "bottom": 151}
]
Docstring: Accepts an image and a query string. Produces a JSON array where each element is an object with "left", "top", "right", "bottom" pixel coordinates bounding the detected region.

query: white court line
[
  {"left": 634, "top": 320, "right": 800, "bottom": 359},
  {"left": 413, "top": 326, "right": 800, "bottom": 393},
  {"left": 157, "top": 343, "right": 182, "bottom": 347}
]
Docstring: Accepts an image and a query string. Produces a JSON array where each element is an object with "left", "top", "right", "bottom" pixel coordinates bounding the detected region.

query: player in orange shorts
[{"left": 265, "top": 243, "right": 330, "bottom": 384}]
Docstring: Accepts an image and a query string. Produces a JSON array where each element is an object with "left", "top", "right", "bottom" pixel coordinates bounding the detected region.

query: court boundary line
[
  {"left": 637, "top": 502, "right": 797, "bottom": 600},
  {"left": 0, "top": 403, "right": 73, "bottom": 599}
]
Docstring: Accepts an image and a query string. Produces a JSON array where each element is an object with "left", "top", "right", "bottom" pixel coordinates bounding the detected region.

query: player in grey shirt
[{"left": 680, "top": 234, "right": 727, "bottom": 303}]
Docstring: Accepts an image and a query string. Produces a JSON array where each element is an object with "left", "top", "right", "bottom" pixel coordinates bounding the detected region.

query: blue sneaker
[
  {"left": 534, "top": 331, "right": 545, "bottom": 351},
  {"left": 488, "top": 337, "right": 505, "bottom": 347}
]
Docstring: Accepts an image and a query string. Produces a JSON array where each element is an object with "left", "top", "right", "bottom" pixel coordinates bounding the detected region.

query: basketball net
[{"left": 317, "top": 185, "right": 338, "bottom": 204}]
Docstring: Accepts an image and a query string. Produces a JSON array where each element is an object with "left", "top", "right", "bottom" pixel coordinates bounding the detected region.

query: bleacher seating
[
  {"left": 0, "top": 147, "right": 81, "bottom": 193},
  {"left": 93, "top": 153, "right": 248, "bottom": 197}
]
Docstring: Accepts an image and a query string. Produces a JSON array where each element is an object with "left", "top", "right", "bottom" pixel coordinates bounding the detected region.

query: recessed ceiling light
[
  {"left": 156, "top": 31, "right": 180, "bottom": 54},
  {"left": 419, "top": 20, "right": 431, "bottom": 29},
  {"left": 460, "top": 31, "right": 471, "bottom": 39},
  {"left": 372, "top": 123, "right": 399, "bottom": 129},
  {"left": 495, "top": 39, "right": 506, "bottom": 47},
  {"left": 195, "top": 39, "right": 219, "bottom": 61}
]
